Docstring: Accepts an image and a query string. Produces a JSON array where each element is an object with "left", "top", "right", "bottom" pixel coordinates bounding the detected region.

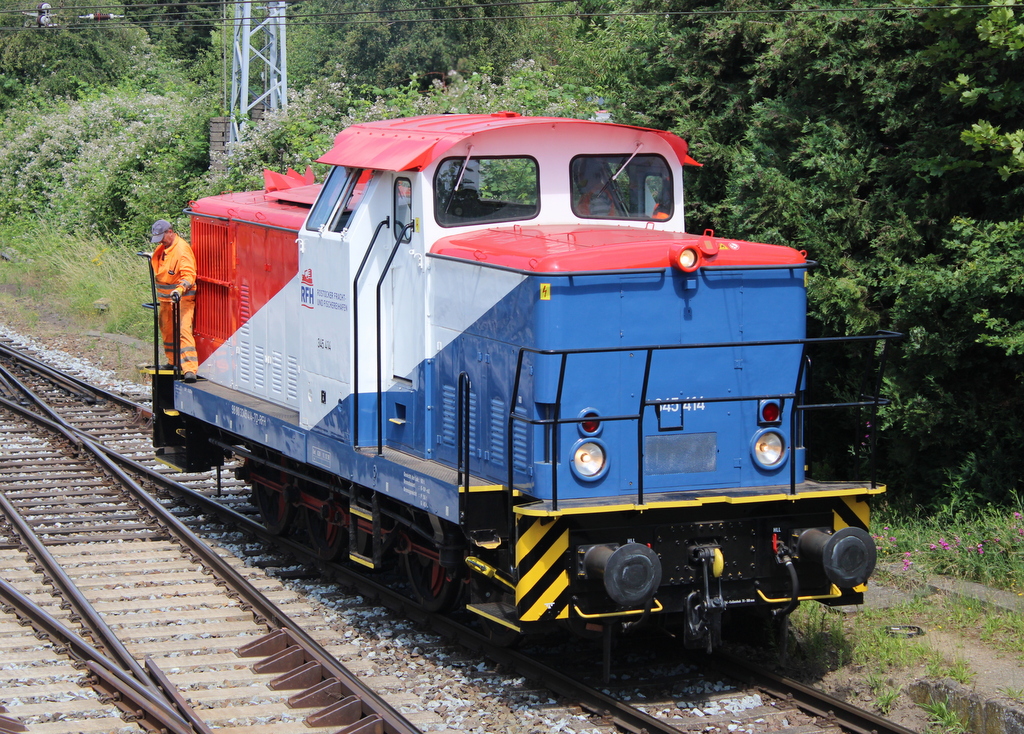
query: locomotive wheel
[
  {"left": 253, "top": 482, "right": 294, "bottom": 535},
  {"left": 303, "top": 506, "right": 346, "bottom": 561},
  {"left": 403, "top": 551, "right": 462, "bottom": 612}
]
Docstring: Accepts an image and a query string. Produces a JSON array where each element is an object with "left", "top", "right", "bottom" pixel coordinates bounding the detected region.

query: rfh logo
[{"left": 300, "top": 269, "right": 315, "bottom": 309}]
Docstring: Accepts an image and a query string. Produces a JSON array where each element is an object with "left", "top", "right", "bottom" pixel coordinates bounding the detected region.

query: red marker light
[
  {"left": 581, "top": 414, "right": 600, "bottom": 434},
  {"left": 761, "top": 402, "right": 781, "bottom": 423}
]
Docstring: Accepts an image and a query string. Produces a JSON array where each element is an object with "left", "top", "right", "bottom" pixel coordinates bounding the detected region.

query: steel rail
[
  {"left": 0, "top": 341, "right": 151, "bottom": 415},
  {"left": 0, "top": 487, "right": 161, "bottom": 692},
  {"left": 75, "top": 436, "right": 709, "bottom": 734},
  {"left": 0, "top": 368, "right": 161, "bottom": 696},
  {"left": 0, "top": 576, "right": 196, "bottom": 734},
  {"left": 0, "top": 389, "right": 423, "bottom": 734},
  {"left": 704, "top": 651, "right": 920, "bottom": 734}
]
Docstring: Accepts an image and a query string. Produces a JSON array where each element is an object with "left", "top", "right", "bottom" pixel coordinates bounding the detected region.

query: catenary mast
[{"left": 229, "top": 0, "right": 287, "bottom": 146}]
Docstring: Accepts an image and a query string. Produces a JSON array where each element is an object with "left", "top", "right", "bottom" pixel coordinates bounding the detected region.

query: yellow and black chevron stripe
[
  {"left": 515, "top": 516, "right": 570, "bottom": 622},
  {"left": 833, "top": 494, "right": 871, "bottom": 532}
]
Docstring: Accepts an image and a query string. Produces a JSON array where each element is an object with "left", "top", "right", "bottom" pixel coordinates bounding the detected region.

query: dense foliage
[
  {"left": 287, "top": 0, "right": 531, "bottom": 89},
  {"left": 577, "top": 1, "right": 1024, "bottom": 508},
  {"left": 0, "top": 0, "right": 1023, "bottom": 511}
]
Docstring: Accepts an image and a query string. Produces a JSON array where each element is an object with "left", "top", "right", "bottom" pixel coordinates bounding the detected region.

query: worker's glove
[{"left": 171, "top": 290, "right": 181, "bottom": 303}]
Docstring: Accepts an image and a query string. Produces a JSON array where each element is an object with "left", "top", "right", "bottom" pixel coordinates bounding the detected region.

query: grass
[
  {"left": 873, "top": 503, "right": 1024, "bottom": 592},
  {"left": 0, "top": 224, "right": 152, "bottom": 343},
  {"left": 925, "top": 651, "right": 974, "bottom": 685},
  {"left": 866, "top": 673, "right": 902, "bottom": 715},
  {"left": 998, "top": 685, "right": 1024, "bottom": 703},
  {"left": 919, "top": 698, "right": 969, "bottom": 734}
]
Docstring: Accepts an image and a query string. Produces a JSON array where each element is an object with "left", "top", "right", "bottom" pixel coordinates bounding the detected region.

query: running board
[{"left": 466, "top": 602, "right": 520, "bottom": 632}]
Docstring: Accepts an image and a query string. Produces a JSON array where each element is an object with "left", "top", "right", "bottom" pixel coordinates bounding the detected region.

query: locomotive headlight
[
  {"left": 677, "top": 246, "right": 700, "bottom": 272},
  {"left": 751, "top": 429, "right": 786, "bottom": 469},
  {"left": 572, "top": 440, "right": 607, "bottom": 479}
]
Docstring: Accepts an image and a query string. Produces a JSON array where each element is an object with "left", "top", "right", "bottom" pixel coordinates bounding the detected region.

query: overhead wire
[
  {"left": 1, "top": 0, "right": 1004, "bottom": 14},
  {"left": 0, "top": 2, "right": 1003, "bottom": 32}
]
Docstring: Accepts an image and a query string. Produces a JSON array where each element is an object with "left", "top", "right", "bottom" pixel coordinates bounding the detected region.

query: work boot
[{"left": 183, "top": 371, "right": 197, "bottom": 383}]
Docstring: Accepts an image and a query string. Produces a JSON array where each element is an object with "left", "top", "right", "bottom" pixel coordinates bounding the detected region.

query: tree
[
  {"left": 580, "top": 0, "right": 1024, "bottom": 508},
  {"left": 287, "top": 0, "right": 529, "bottom": 90},
  {"left": 0, "top": 20, "right": 154, "bottom": 109},
  {"left": 927, "top": 1, "right": 1024, "bottom": 180}
]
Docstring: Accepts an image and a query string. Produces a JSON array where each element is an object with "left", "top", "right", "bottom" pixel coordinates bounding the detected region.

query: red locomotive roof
[
  {"left": 430, "top": 226, "right": 806, "bottom": 273},
  {"left": 189, "top": 168, "right": 319, "bottom": 230},
  {"left": 316, "top": 113, "right": 701, "bottom": 171},
  {"left": 189, "top": 189, "right": 312, "bottom": 230}
]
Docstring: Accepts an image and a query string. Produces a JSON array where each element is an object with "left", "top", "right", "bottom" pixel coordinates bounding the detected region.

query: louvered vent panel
[
  {"left": 192, "top": 219, "right": 232, "bottom": 343},
  {"left": 441, "top": 385, "right": 456, "bottom": 447},
  {"left": 271, "top": 351, "right": 284, "bottom": 394},
  {"left": 512, "top": 407, "right": 529, "bottom": 473},
  {"left": 440, "top": 384, "right": 477, "bottom": 451},
  {"left": 489, "top": 397, "right": 505, "bottom": 467},
  {"left": 194, "top": 283, "right": 230, "bottom": 344},
  {"left": 254, "top": 344, "right": 266, "bottom": 389},
  {"left": 286, "top": 355, "right": 299, "bottom": 401},
  {"left": 193, "top": 219, "right": 232, "bottom": 282},
  {"left": 237, "top": 285, "right": 251, "bottom": 384}
]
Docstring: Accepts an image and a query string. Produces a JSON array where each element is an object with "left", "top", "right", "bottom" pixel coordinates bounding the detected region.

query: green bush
[{"left": 0, "top": 85, "right": 216, "bottom": 242}]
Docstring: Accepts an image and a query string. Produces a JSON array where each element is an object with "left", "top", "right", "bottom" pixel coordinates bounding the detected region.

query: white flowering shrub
[
  {"left": 0, "top": 85, "right": 214, "bottom": 242},
  {"left": 0, "top": 60, "right": 601, "bottom": 243}
]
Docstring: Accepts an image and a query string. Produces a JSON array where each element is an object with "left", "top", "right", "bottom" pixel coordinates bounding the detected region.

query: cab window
[
  {"left": 571, "top": 154, "right": 673, "bottom": 221},
  {"left": 394, "top": 178, "right": 413, "bottom": 242},
  {"left": 434, "top": 156, "right": 539, "bottom": 227},
  {"left": 305, "top": 167, "right": 369, "bottom": 232}
]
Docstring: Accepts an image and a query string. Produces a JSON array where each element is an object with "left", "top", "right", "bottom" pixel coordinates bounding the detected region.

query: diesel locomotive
[{"left": 149, "top": 113, "right": 897, "bottom": 651}]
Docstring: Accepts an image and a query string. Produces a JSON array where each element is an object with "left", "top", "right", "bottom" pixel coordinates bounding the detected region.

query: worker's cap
[{"left": 150, "top": 219, "right": 172, "bottom": 243}]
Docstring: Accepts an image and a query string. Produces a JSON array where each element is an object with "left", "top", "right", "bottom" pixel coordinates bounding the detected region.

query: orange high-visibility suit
[{"left": 151, "top": 233, "right": 198, "bottom": 374}]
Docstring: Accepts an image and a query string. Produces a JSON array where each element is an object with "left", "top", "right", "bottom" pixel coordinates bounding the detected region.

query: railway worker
[{"left": 149, "top": 219, "right": 198, "bottom": 382}]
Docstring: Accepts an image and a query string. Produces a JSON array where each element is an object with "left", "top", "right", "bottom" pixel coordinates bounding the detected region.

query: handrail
[
  {"left": 374, "top": 222, "right": 415, "bottom": 454},
  {"left": 508, "top": 330, "right": 902, "bottom": 506},
  {"left": 456, "top": 371, "right": 471, "bottom": 523},
  {"left": 351, "top": 216, "right": 390, "bottom": 448},
  {"left": 138, "top": 251, "right": 162, "bottom": 375}
]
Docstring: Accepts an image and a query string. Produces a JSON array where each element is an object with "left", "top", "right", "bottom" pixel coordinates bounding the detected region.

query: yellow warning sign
[{"left": 540, "top": 283, "right": 551, "bottom": 301}]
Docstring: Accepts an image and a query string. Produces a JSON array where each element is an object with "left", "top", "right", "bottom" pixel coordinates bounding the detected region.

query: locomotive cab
[{"left": 151, "top": 113, "right": 896, "bottom": 655}]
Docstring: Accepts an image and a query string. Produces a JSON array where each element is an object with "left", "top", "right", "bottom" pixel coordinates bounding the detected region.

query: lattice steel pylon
[{"left": 229, "top": 0, "right": 288, "bottom": 146}]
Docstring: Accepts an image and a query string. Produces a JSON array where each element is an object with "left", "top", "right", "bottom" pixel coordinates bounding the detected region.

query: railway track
[
  {"left": 0, "top": 342, "right": 422, "bottom": 734},
  {"left": 0, "top": 337, "right": 919, "bottom": 734}
]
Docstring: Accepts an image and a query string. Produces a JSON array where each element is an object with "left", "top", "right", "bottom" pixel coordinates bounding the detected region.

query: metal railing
[{"left": 503, "top": 331, "right": 902, "bottom": 511}]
